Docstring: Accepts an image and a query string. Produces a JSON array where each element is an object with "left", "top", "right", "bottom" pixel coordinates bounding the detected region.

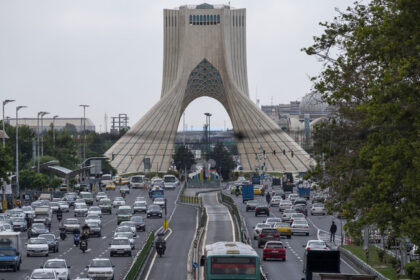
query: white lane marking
[
  {"left": 144, "top": 227, "right": 173, "bottom": 280},
  {"left": 102, "top": 236, "right": 107, "bottom": 239}
]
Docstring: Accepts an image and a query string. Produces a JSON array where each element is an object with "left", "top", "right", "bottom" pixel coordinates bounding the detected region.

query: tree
[
  {"left": 173, "top": 145, "right": 195, "bottom": 174},
  {"left": 304, "top": 0, "right": 420, "bottom": 245},
  {"left": 4, "top": 123, "right": 35, "bottom": 170},
  {"left": 0, "top": 146, "right": 12, "bottom": 182},
  {"left": 209, "top": 142, "right": 236, "bottom": 180}
]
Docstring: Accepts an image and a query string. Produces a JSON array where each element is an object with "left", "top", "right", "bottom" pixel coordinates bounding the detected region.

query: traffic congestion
[{"left": 0, "top": 174, "right": 180, "bottom": 280}]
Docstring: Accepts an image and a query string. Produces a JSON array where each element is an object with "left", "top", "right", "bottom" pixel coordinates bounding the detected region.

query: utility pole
[
  {"left": 16, "top": 105, "right": 27, "bottom": 198},
  {"left": 52, "top": 115, "right": 59, "bottom": 152},
  {"left": 204, "top": 113, "right": 212, "bottom": 160},
  {"left": 2, "top": 99, "right": 15, "bottom": 147},
  {"left": 40, "top": 112, "right": 49, "bottom": 157},
  {"left": 37, "top": 111, "right": 48, "bottom": 173},
  {"left": 80, "top": 105, "right": 89, "bottom": 181}
]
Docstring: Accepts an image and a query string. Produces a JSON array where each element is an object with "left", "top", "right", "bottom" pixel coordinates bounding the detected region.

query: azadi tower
[{"left": 106, "top": 3, "right": 314, "bottom": 174}]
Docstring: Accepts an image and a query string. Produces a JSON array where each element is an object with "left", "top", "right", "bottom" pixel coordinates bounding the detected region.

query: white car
[
  {"left": 119, "top": 221, "right": 137, "bottom": 236},
  {"left": 133, "top": 202, "right": 147, "bottom": 214},
  {"left": 311, "top": 203, "right": 327, "bottom": 215},
  {"left": 279, "top": 200, "right": 293, "bottom": 212},
  {"left": 30, "top": 269, "right": 58, "bottom": 280},
  {"left": 96, "top": 192, "right": 108, "bottom": 202},
  {"left": 281, "top": 209, "right": 297, "bottom": 222},
  {"left": 57, "top": 201, "right": 69, "bottom": 212},
  {"left": 287, "top": 193, "right": 299, "bottom": 203},
  {"left": 26, "top": 237, "right": 49, "bottom": 257},
  {"left": 114, "top": 232, "right": 135, "bottom": 249},
  {"left": 410, "top": 245, "right": 419, "bottom": 261},
  {"left": 304, "top": 240, "right": 329, "bottom": 250},
  {"left": 113, "top": 197, "right": 126, "bottom": 208},
  {"left": 22, "top": 206, "right": 35, "bottom": 219},
  {"left": 153, "top": 197, "right": 166, "bottom": 208},
  {"left": 88, "top": 206, "right": 102, "bottom": 217},
  {"left": 253, "top": 223, "right": 272, "bottom": 240},
  {"left": 74, "top": 203, "right": 88, "bottom": 217},
  {"left": 87, "top": 258, "right": 114, "bottom": 280},
  {"left": 109, "top": 237, "right": 132, "bottom": 257},
  {"left": 289, "top": 213, "right": 306, "bottom": 224},
  {"left": 269, "top": 196, "right": 282, "bottom": 207},
  {"left": 264, "top": 217, "right": 282, "bottom": 227},
  {"left": 291, "top": 219, "right": 309, "bottom": 236},
  {"left": 135, "top": 196, "right": 147, "bottom": 203},
  {"left": 85, "top": 214, "right": 102, "bottom": 226},
  {"left": 43, "top": 259, "right": 70, "bottom": 280}
]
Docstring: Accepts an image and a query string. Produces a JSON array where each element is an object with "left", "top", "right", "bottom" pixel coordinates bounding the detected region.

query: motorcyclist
[
  {"left": 235, "top": 185, "right": 240, "bottom": 197},
  {"left": 74, "top": 228, "right": 81, "bottom": 246},
  {"left": 265, "top": 192, "right": 271, "bottom": 204},
  {"left": 155, "top": 233, "right": 166, "bottom": 256},
  {"left": 56, "top": 207, "right": 63, "bottom": 221},
  {"left": 121, "top": 191, "right": 126, "bottom": 198}
]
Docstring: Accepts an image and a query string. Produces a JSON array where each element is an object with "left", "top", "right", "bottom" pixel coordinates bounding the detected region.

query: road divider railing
[
  {"left": 125, "top": 231, "right": 155, "bottom": 280},
  {"left": 180, "top": 195, "right": 203, "bottom": 205}
]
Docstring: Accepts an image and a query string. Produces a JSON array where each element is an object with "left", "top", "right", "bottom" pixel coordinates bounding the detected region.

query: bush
[
  {"left": 377, "top": 249, "right": 386, "bottom": 263},
  {"left": 387, "top": 256, "right": 399, "bottom": 268},
  {"left": 412, "top": 267, "right": 420, "bottom": 280},
  {"left": 404, "top": 262, "right": 418, "bottom": 278}
]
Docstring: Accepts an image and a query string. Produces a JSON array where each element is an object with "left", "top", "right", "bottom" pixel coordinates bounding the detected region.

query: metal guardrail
[
  {"left": 125, "top": 231, "right": 155, "bottom": 280},
  {"left": 187, "top": 180, "right": 221, "bottom": 188},
  {"left": 179, "top": 195, "right": 202, "bottom": 205}
]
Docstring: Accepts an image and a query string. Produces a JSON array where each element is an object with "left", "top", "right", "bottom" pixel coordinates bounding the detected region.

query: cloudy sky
[{"left": 0, "top": 0, "right": 355, "bottom": 132}]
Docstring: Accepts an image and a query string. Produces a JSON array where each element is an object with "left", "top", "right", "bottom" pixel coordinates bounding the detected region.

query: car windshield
[
  {"left": 31, "top": 271, "right": 56, "bottom": 279},
  {"left": 118, "top": 208, "right": 131, "bottom": 215},
  {"left": 23, "top": 206, "right": 33, "bottom": 211},
  {"left": 134, "top": 202, "right": 146, "bottom": 207},
  {"left": 266, "top": 243, "right": 284, "bottom": 248},
  {"left": 80, "top": 193, "right": 93, "bottom": 199},
  {"left": 248, "top": 201, "right": 258, "bottom": 205},
  {"left": 33, "top": 224, "right": 46, "bottom": 229},
  {"left": 131, "top": 216, "right": 144, "bottom": 222},
  {"left": 87, "top": 222, "right": 99, "bottom": 227},
  {"left": 131, "top": 177, "right": 144, "bottom": 183},
  {"left": 76, "top": 205, "right": 87, "bottom": 209},
  {"left": 121, "top": 222, "right": 134, "bottom": 227},
  {"left": 149, "top": 205, "right": 160, "bottom": 211},
  {"left": 90, "top": 259, "right": 111, "bottom": 267},
  {"left": 116, "top": 226, "right": 131, "bottom": 232},
  {"left": 29, "top": 238, "right": 46, "bottom": 244},
  {"left": 115, "top": 232, "right": 132, "bottom": 238},
  {"left": 267, "top": 218, "right": 281, "bottom": 223},
  {"left": 164, "top": 176, "right": 176, "bottom": 182},
  {"left": 11, "top": 217, "right": 24, "bottom": 222},
  {"left": 155, "top": 198, "right": 164, "bottom": 202},
  {"left": 90, "top": 207, "right": 100, "bottom": 211},
  {"left": 66, "top": 219, "right": 78, "bottom": 224},
  {"left": 0, "top": 249, "right": 16, "bottom": 256},
  {"left": 309, "top": 241, "right": 326, "bottom": 247},
  {"left": 86, "top": 216, "right": 99, "bottom": 220},
  {"left": 44, "top": 260, "right": 66, "bottom": 268},
  {"left": 39, "top": 234, "right": 54, "bottom": 241},
  {"left": 313, "top": 204, "right": 324, "bottom": 207},
  {"left": 97, "top": 192, "right": 106, "bottom": 196},
  {"left": 115, "top": 198, "right": 124, "bottom": 201},
  {"left": 293, "top": 220, "right": 308, "bottom": 225},
  {"left": 258, "top": 224, "right": 271, "bottom": 228},
  {"left": 112, "top": 239, "right": 130, "bottom": 245}
]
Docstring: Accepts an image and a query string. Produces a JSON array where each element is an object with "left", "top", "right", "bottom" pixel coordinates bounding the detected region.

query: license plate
[{"left": 272, "top": 251, "right": 278, "bottom": 253}]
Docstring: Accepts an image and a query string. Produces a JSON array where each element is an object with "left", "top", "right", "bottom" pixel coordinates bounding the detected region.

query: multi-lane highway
[{"left": 1, "top": 184, "right": 181, "bottom": 280}]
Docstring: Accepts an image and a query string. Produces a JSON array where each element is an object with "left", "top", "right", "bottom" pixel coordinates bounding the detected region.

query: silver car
[
  {"left": 310, "top": 203, "right": 327, "bottom": 215},
  {"left": 87, "top": 258, "right": 114, "bottom": 280},
  {"left": 64, "top": 218, "right": 80, "bottom": 233}
]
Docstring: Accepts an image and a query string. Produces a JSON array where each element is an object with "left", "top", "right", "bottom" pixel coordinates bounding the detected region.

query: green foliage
[
  {"left": 209, "top": 142, "right": 235, "bottom": 180},
  {"left": 173, "top": 145, "right": 196, "bottom": 174},
  {"left": 304, "top": 0, "right": 420, "bottom": 244},
  {"left": 125, "top": 231, "right": 154, "bottom": 280},
  {"left": 404, "top": 261, "right": 419, "bottom": 279},
  {"left": 377, "top": 249, "right": 386, "bottom": 263},
  {"left": 0, "top": 146, "right": 12, "bottom": 181},
  {"left": 412, "top": 268, "right": 420, "bottom": 280},
  {"left": 3, "top": 123, "right": 35, "bottom": 170}
]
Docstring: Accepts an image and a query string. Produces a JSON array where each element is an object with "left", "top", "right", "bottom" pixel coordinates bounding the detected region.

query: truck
[
  {"left": 251, "top": 176, "right": 261, "bottom": 185},
  {"left": 298, "top": 186, "right": 311, "bottom": 200},
  {"left": 0, "top": 232, "right": 22, "bottom": 271},
  {"left": 303, "top": 250, "right": 341, "bottom": 280},
  {"left": 241, "top": 185, "right": 254, "bottom": 203},
  {"left": 33, "top": 207, "right": 52, "bottom": 228}
]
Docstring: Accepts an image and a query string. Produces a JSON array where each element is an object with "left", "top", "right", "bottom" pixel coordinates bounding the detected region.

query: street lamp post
[
  {"left": 52, "top": 115, "right": 59, "bottom": 151},
  {"left": 79, "top": 105, "right": 89, "bottom": 180},
  {"left": 16, "top": 105, "right": 27, "bottom": 198},
  {"left": 37, "top": 111, "right": 47, "bottom": 173},
  {"left": 40, "top": 112, "right": 49, "bottom": 157},
  {"left": 2, "top": 99, "right": 15, "bottom": 147},
  {"left": 204, "top": 113, "right": 212, "bottom": 159}
]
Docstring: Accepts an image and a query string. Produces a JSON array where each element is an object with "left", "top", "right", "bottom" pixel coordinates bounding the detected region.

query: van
[
  {"left": 79, "top": 192, "right": 94, "bottom": 206},
  {"left": 39, "top": 193, "right": 52, "bottom": 201},
  {"left": 130, "top": 175, "right": 146, "bottom": 189}
]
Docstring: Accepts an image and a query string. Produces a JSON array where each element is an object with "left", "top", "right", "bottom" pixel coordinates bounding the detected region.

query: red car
[{"left": 263, "top": 241, "right": 286, "bottom": 261}]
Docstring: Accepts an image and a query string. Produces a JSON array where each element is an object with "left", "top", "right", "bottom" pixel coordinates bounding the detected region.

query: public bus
[{"left": 200, "top": 241, "right": 260, "bottom": 280}]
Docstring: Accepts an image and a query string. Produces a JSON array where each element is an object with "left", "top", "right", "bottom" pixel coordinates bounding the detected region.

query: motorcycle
[
  {"left": 74, "top": 233, "right": 80, "bottom": 246},
  {"left": 60, "top": 230, "right": 66, "bottom": 241},
  {"left": 156, "top": 242, "right": 166, "bottom": 257},
  {"left": 57, "top": 213, "right": 63, "bottom": 222},
  {"left": 235, "top": 189, "right": 240, "bottom": 197},
  {"left": 80, "top": 240, "right": 88, "bottom": 253}
]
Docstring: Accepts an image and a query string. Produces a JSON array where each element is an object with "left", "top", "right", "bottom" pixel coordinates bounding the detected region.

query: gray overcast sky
[{"left": 0, "top": 0, "right": 354, "bottom": 132}]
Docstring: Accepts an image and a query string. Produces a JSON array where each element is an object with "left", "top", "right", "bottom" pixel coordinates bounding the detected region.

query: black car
[
  {"left": 130, "top": 216, "right": 146, "bottom": 231},
  {"left": 292, "top": 204, "right": 308, "bottom": 216},
  {"left": 28, "top": 223, "right": 49, "bottom": 238},
  {"left": 255, "top": 204, "right": 270, "bottom": 217},
  {"left": 146, "top": 205, "right": 162, "bottom": 218},
  {"left": 257, "top": 228, "right": 281, "bottom": 247},
  {"left": 246, "top": 201, "right": 258, "bottom": 212},
  {"left": 86, "top": 221, "right": 101, "bottom": 237},
  {"left": 38, "top": 233, "right": 59, "bottom": 253}
]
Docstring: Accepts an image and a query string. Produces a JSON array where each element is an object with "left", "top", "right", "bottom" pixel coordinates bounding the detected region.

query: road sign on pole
[
  {"left": 90, "top": 160, "right": 102, "bottom": 175},
  {"left": 163, "top": 219, "right": 168, "bottom": 229}
]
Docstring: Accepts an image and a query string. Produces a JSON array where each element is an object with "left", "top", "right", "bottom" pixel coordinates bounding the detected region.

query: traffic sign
[{"left": 192, "top": 262, "right": 198, "bottom": 269}]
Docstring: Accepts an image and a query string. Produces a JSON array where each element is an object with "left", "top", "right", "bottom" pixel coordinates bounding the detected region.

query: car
[
  {"left": 28, "top": 223, "right": 49, "bottom": 238},
  {"left": 119, "top": 221, "right": 137, "bottom": 236},
  {"left": 253, "top": 223, "right": 271, "bottom": 240},
  {"left": 88, "top": 206, "right": 102, "bottom": 218},
  {"left": 304, "top": 240, "right": 328, "bottom": 251},
  {"left": 50, "top": 202, "right": 60, "bottom": 214},
  {"left": 26, "top": 237, "right": 49, "bottom": 257},
  {"left": 253, "top": 185, "right": 264, "bottom": 195},
  {"left": 0, "top": 223, "right": 13, "bottom": 232},
  {"left": 86, "top": 221, "right": 101, "bottom": 237},
  {"left": 105, "top": 182, "right": 116, "bottom": 191},
  {"left": 312, "top": 194, "right": 325, "bottom": 203},
  {"left": 63, "top": 193, "right": 78, "bottom": 206},
  {"left": 294, "top": 198, "right": 307, "bottom": 206},
  {"left": 292, "top": 204, "right": 308, "bottom": 216},
  {"left": 255, "top": 204, "right": 270, "bottom": 216},
  {"left": 7, "top": 208, "right": 26, "bottom": 219},
  {"left": 43, "top": 258, "right": 70, "bottom": 280},
  {"left": 39, "top": 233, "right": 59, "bottom": 253},
  {"left": 263, "top": 241, "right": 286, "bottom": 261},
  {"left": 85, "top": 214, "right": 102, "bottom": 226},
  {"left": 113, "top": 232, "right": 135, "bottom": 249},
  {"left": 120, "top": 185, "right": 130, "bottom": 195},
  {"left": 130, "top": 175, "right": 147, "bottom": 189},
  {"left": 257, "top": 228, "right": 281, "bottom": 248},
  {"left": 287, "top": 193, "right": 299, "bottom": 203},
  {"left": 74, "top": 203, "right": 88, "bottom": 217},
  {"left": 117, "top": 206, "right": 132, "bottom": 224},
  {"left": 163, "top": 175, "right": 179, "bottom": 190},
  {"left": 115, "top": 176, "right": 129, "bottom": 185},
  {"left": 109, "top": 237, "right": 132, "bottom": 257},
  {"left": 289, "top": 213, "right": 306, "bottom": 224},
  {"left": 153, "top": 197, "right": 166, "bottom": 208},
  {"left": 151, "top": 178, "right": 164, "bottom": 188},
  {"left": 310, "top": 203, "right": 327, "bottom": 215},
  {"left": 134, "top": 196, "right": 147, "bottom": 203},
  {"left": 133, "top": 202, "right": 147, "bottom": 214},
  {"left": 99, "top": 198, "right": 112, "bottom": 214},
  {"left": 245, "top": 200, "right": 258, "bottom": 212},
  {"left": 273, "top": 222, "right": 292, "bottom": 239},
  {"left": 86, "top": 258, "right": 114, "bottom": 280},
  {"left": 265, "top": 217, "right": 283, "bottom": 227},
  {"left": 291, "top": 219, "right": 310, "bottom": 236},
  {"left": 63, "top": 218, "right": 80, "bottom": 233},
  {"left": 11, "top": 217, "right": 27, "bottom": 231},
  {"left": 75, "top": 199, "right": 86, "bottom": 205},
  {"left": 79, "top": 192, "right": 94, "bottom": 206},
  {"left": 281, "top": 209, "right": 297, "bottom": 222},
  {"left": 96, "top": 192, "right": 108, "bottom": 202},
  {"left": 130, "top": 216, "right": 146, "bottom": 231},
  {"left": 30, "top": 269, "right": 58, "bottom": 280},
  {"left": 113, "top": 197, "right": 126, "bottom": 208},
  {"left": 57, "top": 201, "right": 69, "bottom": 212},
  {"left": 22, "top": 206, "right": 35, "bottom": 219},
  {"left": 269, "top": 196, "right": 282, "bottom": 207},
  {"left": 279, "top": 200, "right": 293, "bottom": 212},
  {"left": 147, "top": 205, "right": 163, "bottom": 218}
]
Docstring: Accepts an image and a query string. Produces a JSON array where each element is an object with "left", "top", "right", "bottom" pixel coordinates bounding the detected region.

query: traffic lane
[{"left": 146, "top": 204, "right": 197, "bottom": 280}]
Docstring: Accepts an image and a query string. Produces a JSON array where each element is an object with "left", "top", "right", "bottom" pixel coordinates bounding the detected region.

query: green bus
[{"left": 200, "top": 241, "right": 260, "bottom": 279}]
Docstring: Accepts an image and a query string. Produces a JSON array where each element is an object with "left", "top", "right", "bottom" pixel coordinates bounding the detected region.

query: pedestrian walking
[
  {"left": 330, "top": 221, "right": 337, "bottom": 242},
  {"left": 265, "top": 192, "right": 271, "bottom": 204}
]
